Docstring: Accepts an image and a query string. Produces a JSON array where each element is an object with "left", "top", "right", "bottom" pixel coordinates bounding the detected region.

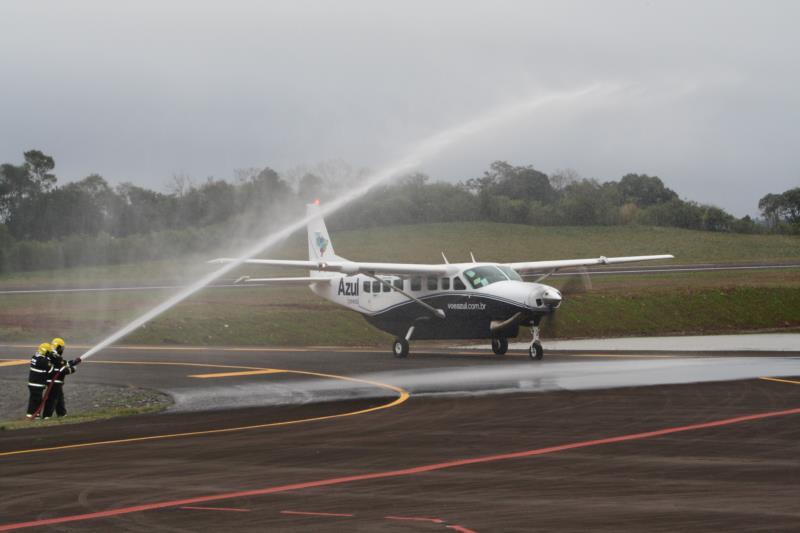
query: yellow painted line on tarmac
[
  {"left": 760, "top": 376, "right": 800, "bottom": 386},
  {"left": 189, "top": 369, "right": 286, "bottom": 379},
  {"left": 0, "top": 360, "right": 27, "bottom": 367},
  {"left": 0, "top": 360, "right": 410, "bottom": 458}
]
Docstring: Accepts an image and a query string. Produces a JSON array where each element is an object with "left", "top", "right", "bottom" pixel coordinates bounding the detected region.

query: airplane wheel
[
  {"left": 393, "top": 338, "right": 409, "bottom": 358},
  {"left": 491, "top": 337, "right": 508, "bottom": 355},
  {"left": 529, "top": 341, "right": 544, "bottom": 361}
]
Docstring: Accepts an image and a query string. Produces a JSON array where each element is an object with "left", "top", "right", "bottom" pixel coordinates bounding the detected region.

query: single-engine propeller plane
[{"left": 212, "top": 204, "right": 673, "bottom": 359}]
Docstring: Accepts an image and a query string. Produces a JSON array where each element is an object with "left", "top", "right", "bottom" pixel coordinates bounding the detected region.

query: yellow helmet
[
  {"left": 51, "top": 338, "right": 65, "bottom": 349},
  {"left": 38, "top": 342, "right": 52, "bottom": 355}
]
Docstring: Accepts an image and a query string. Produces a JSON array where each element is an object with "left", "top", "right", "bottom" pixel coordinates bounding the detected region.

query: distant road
[{"left": 0, "top": 261, "right": 798, "bottom": 295}]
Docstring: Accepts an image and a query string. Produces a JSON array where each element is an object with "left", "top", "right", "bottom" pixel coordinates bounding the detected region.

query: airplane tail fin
[{"left": 307, "top": 203, "right": 343, "bottom": 263}]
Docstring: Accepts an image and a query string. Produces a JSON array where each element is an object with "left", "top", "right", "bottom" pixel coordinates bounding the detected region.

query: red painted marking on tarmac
[
  {"left": 179, "top": 506, "right": 250, "bottom": 512},
  {"left": 281, "top": 510, "right": 354, "bottom": 517},
  {"left": 446, "top": 525, "right": 479, "bottom": 533},
  {"left": 385, "top": 515, "right": 445, "bottom": 523},
  {"left": 2, "top": 406, "right": 799, "bottom": 531}
]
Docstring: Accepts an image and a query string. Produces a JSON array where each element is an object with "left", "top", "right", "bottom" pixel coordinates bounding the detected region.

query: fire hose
[{"left": 29, "top": 358, "right": 81, "bottom": 419}]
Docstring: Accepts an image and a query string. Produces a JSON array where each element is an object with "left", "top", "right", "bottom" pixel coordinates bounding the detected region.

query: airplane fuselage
[{"left": 310, "top": 263, "right": 561, "bottom": 340}]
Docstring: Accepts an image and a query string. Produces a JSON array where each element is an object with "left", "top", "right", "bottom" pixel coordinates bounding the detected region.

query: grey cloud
[{"left": 1, "top": 0, "right": 798, "bottom": 216}]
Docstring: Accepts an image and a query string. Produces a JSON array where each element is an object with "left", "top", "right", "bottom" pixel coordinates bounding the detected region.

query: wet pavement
[
  {"left": 1, "top": 344, "right": 798, "bottom": 532},
  {"left": 497, "top": 333, "right": 800, "bottom": 352}
]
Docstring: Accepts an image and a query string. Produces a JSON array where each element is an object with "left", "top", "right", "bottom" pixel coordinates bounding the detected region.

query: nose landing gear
[{"left": 529, "top": 325, "right": 544, "bottom": 361}]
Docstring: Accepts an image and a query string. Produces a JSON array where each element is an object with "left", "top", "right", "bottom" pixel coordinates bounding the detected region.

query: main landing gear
[
  {"left": 392, "top": 338, "right": 409, "bottom": 358},
  {"left": 528, "top": 325, "right": 544, "bottom": 361},
  {"left": 491, "top": 337, "right": 508, "bottom": 355},
  {"left": 393, "top": 325, "right": 415, "bottom": 358}
]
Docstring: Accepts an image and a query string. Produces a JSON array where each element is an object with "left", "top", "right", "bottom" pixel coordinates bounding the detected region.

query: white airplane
[{"left": 212, "top": 204, "right": 673, "bottom": 360}]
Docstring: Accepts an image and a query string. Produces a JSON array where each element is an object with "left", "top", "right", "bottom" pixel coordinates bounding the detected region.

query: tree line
[
  {"left": 0, "top": 151, "right": 300, "bottom": 240},
  {"left": 0, "top": 151, "right": 797, "bottom": 273},
  {"left": 329, "top": 161, "right": 796, "bottom": 235}
]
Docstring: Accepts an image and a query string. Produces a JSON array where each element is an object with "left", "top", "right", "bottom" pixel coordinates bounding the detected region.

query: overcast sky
[{"left": 1, "top": 0, "right": 798, "bottom": 216}]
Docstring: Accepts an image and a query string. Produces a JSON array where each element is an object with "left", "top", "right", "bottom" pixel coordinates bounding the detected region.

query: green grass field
[
  {"left": 3, "top": 223, "right": 800, "bottom": 289},
  {"left": 1, "top": 223, "right": 798, "bottom": 347},
  {"left": 0, "top": 405, "right": 167, "bottom": 431},
  {"left": 332, "top": 223, "right": 800, "bottom": 265}
]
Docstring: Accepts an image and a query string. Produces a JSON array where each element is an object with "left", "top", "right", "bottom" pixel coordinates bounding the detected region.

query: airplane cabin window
[
  {"left": 411, "top": 276, "right": 422, "bottom": 291},
  {"left": 463, "top": 266, "right": 508, "bottom": 289},
  {"left": 454, "top": 277, "right": 466, "bottom": 290},
  {"left": 372, "top": 281, "right": 381, "bottom": 293},
  {"left": 427, "top": 277, "right": 437, "bottom": 290},
  {"left": 382, "top": 281, "right": 391, "bottom": 292},
  {"left": 498, "top": 265, "right": 523, "bottom": 281},
  {"left": 393, "top": 278, "right": 403, "bottom": 290},
  {"left": 441, "top": 277, "right": 450, "bottom": 290},
  {"left": 363, "top": 281, "right": 370, "bottom": 293}
]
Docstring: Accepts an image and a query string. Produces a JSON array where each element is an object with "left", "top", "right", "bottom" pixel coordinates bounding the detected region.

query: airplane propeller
[
  {"left": 557, "top": 266, "right": 593, "bottom": 296},
  {"left": 542, "top": 266, "right": 593, "bottom": 337}
]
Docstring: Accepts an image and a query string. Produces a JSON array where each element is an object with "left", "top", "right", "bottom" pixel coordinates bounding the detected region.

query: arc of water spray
[{"left": 79, "top": 82, "right": 620, "bottom": 360}]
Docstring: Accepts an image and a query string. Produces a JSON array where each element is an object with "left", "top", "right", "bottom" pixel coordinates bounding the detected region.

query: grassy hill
[
  {"left": 327, "top": 223, "right": 800, "bottom": 265},
  {"left": 1, "top": 223, "right": 798, "bottom": 347}
]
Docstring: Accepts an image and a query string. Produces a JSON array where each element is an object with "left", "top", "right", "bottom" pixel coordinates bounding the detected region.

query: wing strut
[
  {"left": 366, "top": 274, "right": 446, "bottom": 320},
  {"left": 533, "top": 269, "right": 557, "bottom": 283}
]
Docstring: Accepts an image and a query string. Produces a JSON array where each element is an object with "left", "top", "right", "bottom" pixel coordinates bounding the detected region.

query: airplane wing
[
  {"left": 506, "top": 254, "right": 674, "bottom": 273},
  {"left": 210, "top": 258, "right": 454, "bottom": 277},
  {"left": 233, "top": 276, "right": 334, "bottom": 286}
]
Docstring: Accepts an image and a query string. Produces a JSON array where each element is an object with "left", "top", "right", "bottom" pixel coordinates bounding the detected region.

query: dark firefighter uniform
[
  {"left": 43, "top": 338, "right": 79, "bottom": 419},
  {"left": 26, "top": 343, "right": 53, "bottom": 418}
]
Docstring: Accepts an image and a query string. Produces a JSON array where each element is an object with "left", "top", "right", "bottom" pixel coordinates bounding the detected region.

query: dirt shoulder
[{"left": 0, "top": 379, "right": 171, "bottom": 431}]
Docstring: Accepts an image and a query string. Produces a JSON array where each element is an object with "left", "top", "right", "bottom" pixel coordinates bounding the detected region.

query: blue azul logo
[{"left": 315, "top": 232, "right": 329, "bottom": 256}]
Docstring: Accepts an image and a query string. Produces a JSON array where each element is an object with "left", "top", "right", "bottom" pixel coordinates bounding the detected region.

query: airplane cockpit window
[
  {"left": 498, "top": 265, "right": 522, "bottom": 281},
  {"left": 453, "top": 277, "right": 466, "bottom": 290},
  {"left": 463, "top": 266, "right": 509, "bottom": 289}
]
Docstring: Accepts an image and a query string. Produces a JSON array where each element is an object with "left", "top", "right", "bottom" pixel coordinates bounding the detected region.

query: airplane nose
[
  {"left": 527, "top": 286, "right": 562, "bottom": 309},
  {"left": 542, "top": 288, "right": 562, "bottom": 308}
]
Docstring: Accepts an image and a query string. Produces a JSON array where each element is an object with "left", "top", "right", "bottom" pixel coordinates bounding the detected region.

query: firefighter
[
  {"left": 43, "top": 338, "right": 80, "bottom": 419},
  {"left": 26, "top": 343, "right": 53, "bottom": 419}
]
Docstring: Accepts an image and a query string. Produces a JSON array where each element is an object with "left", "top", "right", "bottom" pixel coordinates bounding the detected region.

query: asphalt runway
[{"left": 1, "top": 344, "right": 799, "bottom": 532}]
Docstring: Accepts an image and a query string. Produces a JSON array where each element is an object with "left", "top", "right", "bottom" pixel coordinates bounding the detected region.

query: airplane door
[
  {"left": 359, "top": 278, "right": 376, "bottom": 312},
  {"left": 360, "top": 278, "right": 395, "bottom": 313}
]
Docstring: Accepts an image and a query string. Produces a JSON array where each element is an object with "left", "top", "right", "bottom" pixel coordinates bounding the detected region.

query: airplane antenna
[
  {"left": 469, "top": 252, "right": 477, "bottom": 263},
  {"left": 441, "top": 252, "right": 449, "bottom": 264}
]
